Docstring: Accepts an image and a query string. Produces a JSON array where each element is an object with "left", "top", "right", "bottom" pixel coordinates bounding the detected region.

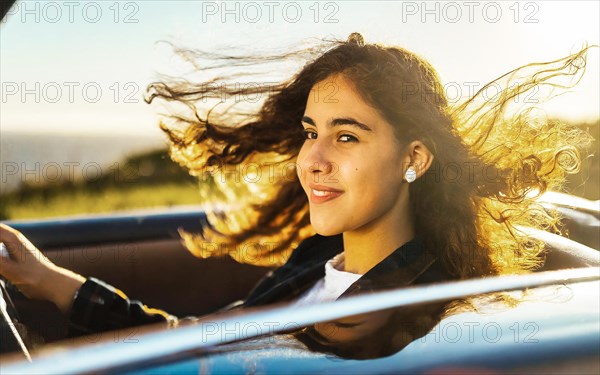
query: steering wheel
[{"left": 0, "top": 279, "right": 31, "bottom": 360}]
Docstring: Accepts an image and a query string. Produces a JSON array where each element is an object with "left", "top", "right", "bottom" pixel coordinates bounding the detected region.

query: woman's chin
[{"left": 311, "top": 223, "right": 343, "bottom": 237}]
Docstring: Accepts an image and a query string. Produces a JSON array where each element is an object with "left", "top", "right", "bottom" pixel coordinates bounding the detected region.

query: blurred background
[{"left": 1, "top": 0, "right": 598, "bottom": 220}]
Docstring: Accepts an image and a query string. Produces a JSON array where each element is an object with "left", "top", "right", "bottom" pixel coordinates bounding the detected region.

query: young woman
[{"left": 0, "top": 33, "right": 594, "bottom": 358}]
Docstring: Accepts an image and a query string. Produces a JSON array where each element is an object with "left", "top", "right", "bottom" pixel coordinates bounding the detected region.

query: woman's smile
[{"left": 308, "top": 183, "right": 344, "bottom": 204}]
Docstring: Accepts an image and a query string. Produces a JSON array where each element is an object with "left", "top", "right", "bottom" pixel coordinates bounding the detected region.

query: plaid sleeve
[{"left": 68, "top": 277, "right": 177, "bottom": 337}]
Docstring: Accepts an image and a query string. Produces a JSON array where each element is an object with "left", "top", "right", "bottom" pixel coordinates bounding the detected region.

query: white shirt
[{"left": 292, "top": 252, "right": 363, "bottom": 307}]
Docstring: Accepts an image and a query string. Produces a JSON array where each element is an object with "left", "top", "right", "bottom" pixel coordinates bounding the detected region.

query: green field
[
  {"left": 0, "top": 148, "right": 202, "bottom": 220},
  {"left": 1, "top": 182, "right": 202, "bottom": 220}
]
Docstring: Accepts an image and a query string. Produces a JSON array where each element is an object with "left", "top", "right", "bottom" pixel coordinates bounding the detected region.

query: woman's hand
[{"left": 0, "top": 223, "right": 86, "bottom": 314}]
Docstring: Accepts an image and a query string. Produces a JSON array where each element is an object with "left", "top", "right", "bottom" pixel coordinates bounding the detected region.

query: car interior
[{"left": 1, "top": 193, "right": 598, "bottom": 355}]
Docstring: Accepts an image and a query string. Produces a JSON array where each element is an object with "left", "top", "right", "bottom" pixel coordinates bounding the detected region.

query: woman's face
[{"left": 297, "top": 74, "right": 411, "bottom": 236}]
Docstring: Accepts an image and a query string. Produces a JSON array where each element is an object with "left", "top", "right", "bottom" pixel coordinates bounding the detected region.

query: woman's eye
[
  {"left": 303, "top": 129, "right": 317, "bottom": 140},
  {"left": 302, "top": 130, "right": 358, "bottom": 143},
  {"left": 339, "top": 134, "right": 358, "bottom": 143}
]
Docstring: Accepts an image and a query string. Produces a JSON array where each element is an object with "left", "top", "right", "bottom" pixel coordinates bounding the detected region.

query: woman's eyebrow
[{"left": 302, "top": 115, "right": 373, "bottom": 132}]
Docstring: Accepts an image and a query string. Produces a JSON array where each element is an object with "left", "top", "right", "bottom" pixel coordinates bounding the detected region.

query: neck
[{"left": 342, "top": 194, "right": 415, "bottom": 275}]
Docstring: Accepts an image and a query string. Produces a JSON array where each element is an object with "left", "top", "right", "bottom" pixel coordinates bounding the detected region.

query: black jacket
[{"left": 69, "top": 233, "right": 451, "bottom": 358}]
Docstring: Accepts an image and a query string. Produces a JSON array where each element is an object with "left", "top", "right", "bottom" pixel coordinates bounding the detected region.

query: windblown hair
[{"left": 146, "top": 33, "right": 594, "bottom": 291}]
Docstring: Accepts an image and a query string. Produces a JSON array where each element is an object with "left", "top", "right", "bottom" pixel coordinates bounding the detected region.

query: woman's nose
[
  {"left": 299, "top": 141, "right": 334, "bottom": 177},
  {"left": 308, "top": 160, "right": 333, "bottom": 174}
]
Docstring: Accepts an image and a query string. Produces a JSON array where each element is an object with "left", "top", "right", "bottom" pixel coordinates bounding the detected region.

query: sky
[{"left": 1, "top": 0, "right": 599, "bottom": 136}]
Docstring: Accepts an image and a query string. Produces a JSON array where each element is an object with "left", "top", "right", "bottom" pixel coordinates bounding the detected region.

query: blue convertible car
[{"left": 0, "top": 191, "right": 598, "bottom": 374}]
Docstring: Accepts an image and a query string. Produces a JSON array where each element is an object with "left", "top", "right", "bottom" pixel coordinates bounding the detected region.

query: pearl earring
[{"left": 404, "top": 166, "right": 417, "bottom": 183}]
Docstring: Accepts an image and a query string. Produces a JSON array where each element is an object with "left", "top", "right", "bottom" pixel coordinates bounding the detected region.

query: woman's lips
[{"left": 310, "top": 188, "right": 344, "bottom": 204}]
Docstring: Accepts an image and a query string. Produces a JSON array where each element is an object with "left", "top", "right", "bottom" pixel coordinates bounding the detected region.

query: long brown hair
[{"left": 146, "top": 34, "right": 594, "bottom": 285}]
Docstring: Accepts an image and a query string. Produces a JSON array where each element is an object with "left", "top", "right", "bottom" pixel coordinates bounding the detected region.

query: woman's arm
[
  {"left": 0, "top": 224, "right": 175, "bottom": 336},
  {"left": 0, "top": 223, "right": 84, "bottom": 314}
]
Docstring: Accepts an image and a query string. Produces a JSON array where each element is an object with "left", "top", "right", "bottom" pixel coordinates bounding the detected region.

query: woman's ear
[{"left": 405, "top": 140, "right": 434, "bottom": 180}]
